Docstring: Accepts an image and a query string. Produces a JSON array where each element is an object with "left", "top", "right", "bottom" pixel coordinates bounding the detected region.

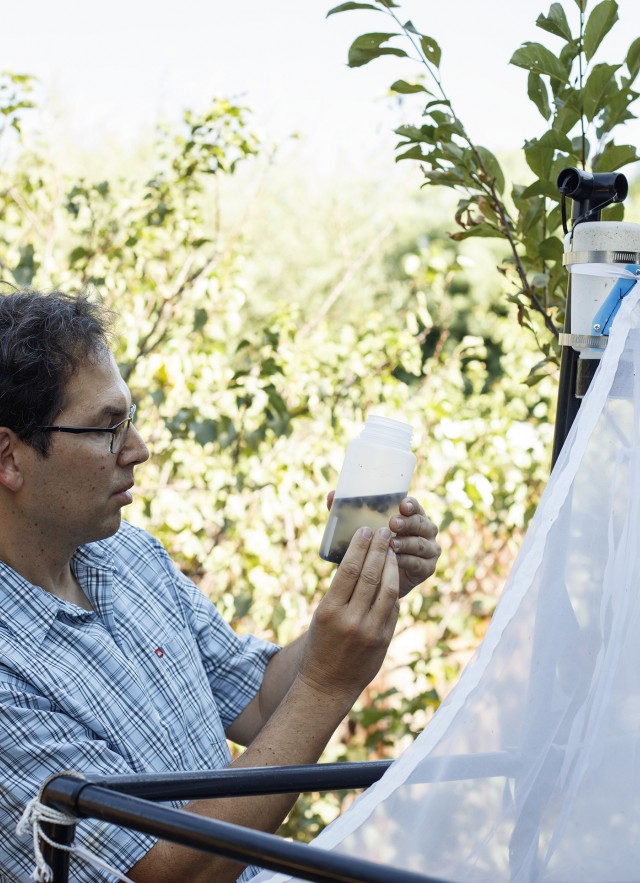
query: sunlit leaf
[
  {"left": 517, "top": 179, "right": 559, "bottom": 199},
  {"left": 395, "top": 145, "right": 426, "bottom": 161},
  {"left": 326, "top": 2, "right": 378, "bottom": 16},
  {"left": 592, "top": 142, "right": 640, "bottom": 171},
  {"left": 420, "top": 35, "right": 441, "bottom": 67},
  {"left": 582, "top": 63, "right": 621, "bottom": 119},
  {"left": 536, "top": 3, "right": 574, "bottom": 42},
  {"left": 390, "top": 79, "right": 430, "bottom": 94},
  {"left": 475, "top": 146, "right": 505, "bottom": 194},
  {"left": 527, "top": 72, "right": 551, "bottom": 120},
  {"left": 538, "top": 236, "right": 564, "bottom": 261},
  {"left": 583, "top": 0, "right": 619, "bottom": 62},
  {"left": 626, "top": 37, "right": 640, "bottom": 79},
  {"left": 347, "top": 32, "right": 408, "bottom": 67},
  {"left": 449, "top": 225, "right": 504, "bottom": 240},
  {"left": 598, "top": 86, "right": 639, "bottom": 131},
  {"left": 510, "top": 41, "right": 569, "bottom": 83}
]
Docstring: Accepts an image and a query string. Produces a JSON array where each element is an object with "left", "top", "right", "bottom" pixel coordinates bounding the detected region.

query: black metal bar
[
  {"left": 551, "top": 281, "right": 581, "bottom": 469},
  {"left": 551, "top": 168, "right": 628, "bottom": 470},
  {"left": 42, "top": 775, "right": 451, "bottom": 883},
  {"left": 93, "top": 760, "right": 392, "bottom": 800},
  {"left": 90, "top": 752, "right": 519, "bottom": 802},
  {"left": 40, "top": 818, "right": 75, "bottom": 883}
]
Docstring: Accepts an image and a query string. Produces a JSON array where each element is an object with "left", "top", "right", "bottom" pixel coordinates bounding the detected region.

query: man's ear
[{"left": 0, "top": 428, "right": 25, "bottom": 492}]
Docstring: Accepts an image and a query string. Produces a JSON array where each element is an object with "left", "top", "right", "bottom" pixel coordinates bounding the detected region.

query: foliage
[
  {"left": 0, "top": 62, "right": 551, "bottom": 842},
  {"left": 0, "top": 70, "right": 35, "bottom": 139},
  {"left": 327, "top": 0, "right": 640, "bottom": 372}
]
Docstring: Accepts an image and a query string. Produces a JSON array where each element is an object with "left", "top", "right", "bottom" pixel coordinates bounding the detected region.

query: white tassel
[{"left": 16, "top": 771, "right": 136, "bottom": 883}]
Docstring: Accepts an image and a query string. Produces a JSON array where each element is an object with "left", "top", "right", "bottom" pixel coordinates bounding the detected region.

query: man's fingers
[
  {"left": 330, "top": 526, "right": 395, "bottom": 610},
  {"left": 389, "top": 497, "right": 438, "bottom": 539},
  {"left": 327, "top": 526, "right": 374, "bottom": 604},
  {"left": 378, "top": 545, "right": 400, "bottom": 626},
  {"left": 353, "top": 528, "right": 395, "bottom": 607}
]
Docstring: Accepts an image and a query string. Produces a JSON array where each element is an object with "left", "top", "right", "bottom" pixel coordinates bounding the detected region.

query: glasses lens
[
  {"left": 111, "top": 422, "right": 128, "bottom": 454},
  {"left": 111, "top": 405, "right": 136, "bottom": 455}
]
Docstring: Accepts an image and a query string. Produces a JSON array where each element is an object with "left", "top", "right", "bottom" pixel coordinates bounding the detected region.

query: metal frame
[{"left": 39, "top": 761, "right": 454, "bottom": 883}]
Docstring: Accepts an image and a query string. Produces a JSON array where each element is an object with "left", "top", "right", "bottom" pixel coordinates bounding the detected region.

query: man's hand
[
  {"left": 326, "top": 492, "right": 441, "bottom": 598},
  {"left": 297, "top": 526, "right": 399, "bottom": 707},
  {"left": 389, "top": 496, "right": 440, "bottom": 596}
]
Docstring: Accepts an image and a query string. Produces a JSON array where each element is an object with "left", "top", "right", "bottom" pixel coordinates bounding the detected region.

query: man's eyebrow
[{"left": 86, "top": 404, "right": 130, "bottom": 424}]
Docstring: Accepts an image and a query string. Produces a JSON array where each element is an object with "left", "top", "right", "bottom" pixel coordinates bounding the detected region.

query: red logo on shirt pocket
[{"left": 154, "top": 646, "right": 164, "bottom": 658}]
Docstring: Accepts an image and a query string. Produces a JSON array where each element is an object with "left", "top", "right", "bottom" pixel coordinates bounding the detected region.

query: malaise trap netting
[{"left": 255, "top": 284, "right": 640, "bottom": 883}]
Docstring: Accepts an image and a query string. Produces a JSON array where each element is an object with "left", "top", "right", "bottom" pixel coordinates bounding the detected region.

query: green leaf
[
  {"left": 530, "top": 272, "right": 550, "bottom": 287},
  {"left": 449, "top": 225, "right": 504, "bottom": 241},
  {"left": 592, "top": 142, "right": 640, "bottom": 171},
  {"left": 395, "top": 123, "right": 431, "bottom": 141},
  {"left": 475, "top": 146, "right": 505, "bottom": 194},
  {"left": 192, "top": 420, "right": 217, "bottom": 446},
  {"left": 559, "top": 41, "right": 580, "bottom": 71},
  {"left": 521, "top": 199, "right": 546, "bottom": 236},
  {"left": 347, "top": 32, "right": 408, "bottom": 67},
  {"left": 597, "top": 85, "right": 639, "bottom": 131},
  {"left": 554, "top": 98, "right": 582, "bottom": 135},
  {"left": 523, "top": 142, "right": 552, "bottom": 179},
  {"left": 606, "top": 201, "right": 625, "bottom": 220},
  {"left": 193, "top": 308, "right": 208, "bottom": 332},
  {"left": 422, "top": 168, "right": 467, "bottom": 186},
  {"left": 517, "top": 179, "right": 560, "bottom": 199},
  {"left": 510, "top": 42, "right": 569, "bottom": 83},
  {"left": 395, "top": 145, "right": 426, "bottom": 161},
  {"left": 538, "top": 128, "right": 573, "bottom": 151},
  {"left": 582, "top": 63, "right": 620, "bottom": 119},
  {"left": 627, "top": 37, "right": 640, "bottom": 80},
  {"left": 536, "top": 3, "right": 574, "bottom": 42},
  {"left": 420, "top": 35, "right": 441, "bottom": 67},
  {"left": 326, "top": 2, "right": 378, "bottom": 16},
  {"left": 538, "top": 236, "right": 564, "bottom": 261},
  {"left": 13, "top": 244, "right": 37, "bottom": 288},
  {"left": 68, "top": 245, "right": 88, "bottom": 265},
  {"left": 390, "top": 79, "right": 430, "bottom": 94},
  {"left": 429, "top": 109, "right": 465, "bottom": 137},
  {"left": 570, "top": 135, "right": 590, "bottom": 159},
  {"left": 528, "top": 72, "right": 552, "bottom": 120},
  {"left": 583, "top": 0, "right": 619, "bottom": 62},
  {"left": 524, "top": 128, "right": 572, "bottom": 178}
]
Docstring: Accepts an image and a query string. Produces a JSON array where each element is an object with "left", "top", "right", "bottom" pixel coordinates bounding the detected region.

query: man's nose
[{"left": 118, "top": 424, "right": 150, "bottom": 465}]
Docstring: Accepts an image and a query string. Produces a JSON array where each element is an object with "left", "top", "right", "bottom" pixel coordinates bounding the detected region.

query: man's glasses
[{"left": 36, "top": 404, "right": 136, "bottom": 455}]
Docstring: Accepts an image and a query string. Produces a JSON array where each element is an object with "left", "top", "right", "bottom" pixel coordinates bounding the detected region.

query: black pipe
[
  {"left": 551, "top": 167, "right": 628, "bottom": 468},
  {"left": 40, "top": 818, "right": 75, "bottom": 883},
  {"left": 93, "top": 760, "right": 392, "bottom": 800},
  {"left": 550, "top": 283, "right": 580, "bottom": 469},
  {"left": 42, "top": 774, "right": 451, "bottom": 883}
]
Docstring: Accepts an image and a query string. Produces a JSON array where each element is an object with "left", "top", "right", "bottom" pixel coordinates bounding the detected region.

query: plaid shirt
[{"left": 0, "top": 520, "right": 280, "bottom": 882}]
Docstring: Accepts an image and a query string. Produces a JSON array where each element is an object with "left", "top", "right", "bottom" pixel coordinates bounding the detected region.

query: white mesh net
[{"left": 255, "top": 284, "right": 640, "bottom": 883}]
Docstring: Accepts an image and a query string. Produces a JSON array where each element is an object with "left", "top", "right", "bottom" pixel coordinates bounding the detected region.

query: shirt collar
[{"left": 0, "top": 539, "right": 115, "bottom": 649}]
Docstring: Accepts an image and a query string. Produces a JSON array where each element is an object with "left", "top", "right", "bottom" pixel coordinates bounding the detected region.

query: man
[{"left": 0, "top": 290, "right": 441, "bottom": 882}]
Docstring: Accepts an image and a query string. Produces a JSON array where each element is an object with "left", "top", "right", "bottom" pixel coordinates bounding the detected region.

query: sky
[{"left": 3, "top": 0, "right": 640, "bottom": 177}]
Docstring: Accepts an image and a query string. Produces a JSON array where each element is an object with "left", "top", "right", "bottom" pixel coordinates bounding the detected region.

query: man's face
[{"left": 20, "top": 349, "right": 149, "bottom": 550}]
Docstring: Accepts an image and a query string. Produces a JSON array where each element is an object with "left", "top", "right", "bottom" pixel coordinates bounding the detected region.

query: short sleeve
[
  {"left": 168, "top": 563, "right": 282, "bottom": 730},
  {"left": 1, "top": 684, "right": 157, "bottom": 882}
]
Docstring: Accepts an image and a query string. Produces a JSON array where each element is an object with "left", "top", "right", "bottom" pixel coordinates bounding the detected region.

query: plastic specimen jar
[{"left": 319, "top": 415, "right": 416, "bottom": 564}]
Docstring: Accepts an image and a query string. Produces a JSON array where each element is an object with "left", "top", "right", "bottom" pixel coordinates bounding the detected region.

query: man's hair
[{"left": 0, "top": 290, "right": 111, "bottom": 455}]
